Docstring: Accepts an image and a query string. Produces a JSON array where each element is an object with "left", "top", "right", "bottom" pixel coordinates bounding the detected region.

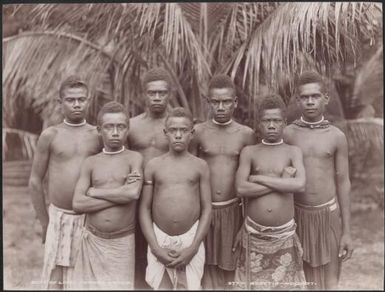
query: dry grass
[{"left": 3, "top": 185, "right": 384, "bottom": 290}]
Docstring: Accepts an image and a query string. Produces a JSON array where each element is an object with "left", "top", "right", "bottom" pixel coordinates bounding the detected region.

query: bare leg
[
  {"left": 48, "top": 266, "right": 63, "bottom": 290},
  {"left": 324, "top": 226, "right": 341, "bottom": 289}
]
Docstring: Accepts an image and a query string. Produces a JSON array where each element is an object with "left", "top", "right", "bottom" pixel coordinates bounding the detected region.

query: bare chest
[
  {"left": 129, "top": 123, "right": 168, "bottom": 151},
  {"left": 92, "top": 158, "right": 132, "bottom": 186},
  {"left": 198, "top": 130, "right": 246, "bottom": 158},
  {"left": 51, "top": 130, "right": 99, "bottom": 160},
  {"left": 251, "top": 149, "right": 292, "bottom": 176},
  {"left": 155, "top": 165, "right": 200, "bottom": 186},
  {"left": 292, "top": 131, "right": 335, "bottom": 159}
]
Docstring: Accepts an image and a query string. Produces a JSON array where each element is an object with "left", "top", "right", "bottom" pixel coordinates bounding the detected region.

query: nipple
[
  {"left": 216, "top": 190, "right": 221, "bottom": 195},
  {"left": 267, "top": 208, "right": 272, "bottom": 212}
]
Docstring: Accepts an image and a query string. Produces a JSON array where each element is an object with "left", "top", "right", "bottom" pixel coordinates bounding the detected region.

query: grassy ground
[{"left": 3, "top": 186, "right": 384, "bottom": 290}]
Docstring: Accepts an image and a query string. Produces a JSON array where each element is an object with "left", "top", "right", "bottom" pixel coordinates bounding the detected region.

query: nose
[
  {"left": 175, "top": 129, "right": 182, "bottom": 139},
  {"left": 112, "top": 127, "right": 119, "bottom": 136},
  {"left": 73, "top": 99, "right": 80, "bottom": 107},
  {"left": 268, "top": 121, "right": 276, "bottom": 129},
  {"left": 218, "top": 101, "right": 225, "bottom": 111},
  {"left": 153, "top": 92, "right": 161, "bottom": 101}
]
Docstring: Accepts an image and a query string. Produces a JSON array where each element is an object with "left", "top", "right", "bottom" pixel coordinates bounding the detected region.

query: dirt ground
[{"left": 3, "top": 186, "right": 384, "bottom": 290}]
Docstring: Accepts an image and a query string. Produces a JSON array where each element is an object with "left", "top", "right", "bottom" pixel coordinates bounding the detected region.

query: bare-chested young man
[
  {"left": 283, "top": 71, "right": 353, "bottom": 289},
  {"left": 140, "top": 107, "right": 212, "bottom": 290},
  {"left": 72, "top": 101, "right": 143, "bottom": 290},
  {"left": 127, "top": 67, "right": 173, "bottom": 289},
  {"left": 189, "top": 74, "right": 255, "bottom": 289},
  {"left": 234, "top": 94, "right": 307, "bottom": 290},
  {"left": 29, "top": 76, "right": 100, "bottom": 289}
]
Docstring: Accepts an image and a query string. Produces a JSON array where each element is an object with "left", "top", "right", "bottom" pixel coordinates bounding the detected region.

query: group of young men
[{"left": 29, "top": 68, "right": 353, "bottom": 290}]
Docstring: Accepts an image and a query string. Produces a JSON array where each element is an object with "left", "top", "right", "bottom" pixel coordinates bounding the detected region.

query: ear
[
  {"left": 163, "top": 128, "right": 167, "bottom": 135},
  {"left": 191, "top": 128, "right": 195, "bottom": 134},
  {"left": 234, "top": 96, "right": 238, "bottom": 108},
  {"left": 96, "top": 125, "right": 102, "bottom": 135},
  {"left": 57, "top": 98, "right": 62, "bottom": 104}
]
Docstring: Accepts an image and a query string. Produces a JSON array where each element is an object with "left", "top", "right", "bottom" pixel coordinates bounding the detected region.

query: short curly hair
[
  {"left": 165, "top": 107, "right": 193, "bottom": 128},
  {"left": 59, "top": 75, "right": 88, "bottom": 99},
  {"left": 97, "top": 101, "right": 129, "bottom": 126},
  {"left": 142, "top": 67, "right": 173, "bottom": 89},
  {"left": 258, "top": 94, "right": 286, "bottom": 119},
  {"left": 208, "top": 74, "right": 236, "bottom": 95},
  {"left": 296, "top": 71, "right": 326, "bottom": 93}
]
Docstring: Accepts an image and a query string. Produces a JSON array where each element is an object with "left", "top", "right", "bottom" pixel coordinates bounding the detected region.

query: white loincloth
[
  {"left": 146, "top": 220, "right": 205, "bottom": 290},
  {"left": 41, "top": 204, "right": 85, "bottom": 290}
]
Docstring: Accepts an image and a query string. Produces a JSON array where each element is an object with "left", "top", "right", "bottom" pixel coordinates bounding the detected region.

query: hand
[
  {"left": 86, "top": 187, "right": 96, "bottom": 197},
  {"left": 232, "top": 227, "right": 243, "bottom": 253},
  {"left": 153, "top": 246, "right": 175, "bottom": 266},
  {"left": 41, "top": 223, "right": 48, "bottom": 244},
  {"left": 125, "top": 171, "right": 142, "bottom": 184},
  {"left": 282, "top": 166, "right": 296, "bottom": 178},
  {"left": 166, "top": 245, "right": 198, "bottom": 269},
  {"left": 339, "top": 233, "right": 353, "bottom": 261}
]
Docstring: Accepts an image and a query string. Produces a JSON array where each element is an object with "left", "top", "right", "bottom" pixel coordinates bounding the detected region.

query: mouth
[{"left": 305, "top": 109, "right": 316, "bottom": 113}]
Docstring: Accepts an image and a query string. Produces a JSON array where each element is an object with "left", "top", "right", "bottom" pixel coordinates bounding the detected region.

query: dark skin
[
  {"left": 28, "top": 86, "right": 101, "bottom": 289},
  {"left": 73, "top": 112, "right": 143, "bottom": 232},
  {"left": 140, "top": 116, "right": 212, "bottom": 289},
  {"left": 235, "top": 108, "right": 306, "bottom": 226},
  {"left": 283, "top": 82, "right": 353, "bottom": 289},
  {"left": 189, "top": 87, "right": 255, "bottom": 203}
]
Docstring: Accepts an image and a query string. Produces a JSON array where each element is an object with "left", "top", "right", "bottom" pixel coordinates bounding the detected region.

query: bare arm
[
  {"left": 235, "top": 147, "right": 273, "bottom": 198},
  {"left": 88, "top": 153, "right": 144, "bottom": 204},
  {"left": 28, "top": 128, "right": 54, "bottom": 243},
  {"left": 249, "top": 147, "right": 306, "bottom": 193},
  {"left": 335, "top": 131, "right": 353, "bottom": 261},
  {"left": 72, "top": 159, "right": 116, "bottom": 214},
  {"left": 168, "top": 161, "right": 212, "bottom": 268},
  {"left": 139, "top": 161, "right": 175, "bottom": 265}
]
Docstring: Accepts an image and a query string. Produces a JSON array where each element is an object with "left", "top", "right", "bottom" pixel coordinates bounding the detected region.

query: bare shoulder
[
  {"left": 188, "top": 153, "right": 209, "bottom": 173},
  {"left": 240, "top": 144, "right": 258, "bottom": 156},
  {"left": 194, "top": 121, "right": 208, "bottom": 135},
  {"left": 145, "top": 154, "right": 164, "bottom": 171},
  {"left": 285, "top": 143, "right": 302, "bottom": 156},
  {"left": 85, "top": 123, "right": 98, "bottom": 133},
  {"left": 129, "top": 113, "right": 146, "bottom": 125},
  {"left": 123, "top": 149, "right": 144, "bottom": 163},
  {"left": 37, "top": 126, "right": 59, "bottom": 147},
  {"left": 329, "top": 125, "right": 348, "bottom": 144},
  {"left": 283, "top": 124, "right": 296, "bottom": 136}
]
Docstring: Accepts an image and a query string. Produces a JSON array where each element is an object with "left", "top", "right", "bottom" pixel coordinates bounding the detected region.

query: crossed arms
[
  {"left": 235, "top": 146, "right": 306, "bottom": 198},
  {"left": 72, "top": 154, "right": 143, "bottom": 214}
]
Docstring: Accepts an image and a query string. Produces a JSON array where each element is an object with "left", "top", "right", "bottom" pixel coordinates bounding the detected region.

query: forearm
[
  {"left": 337, "top": 179, "right": 352, "bottom": 235},
  {"left": 29, "top": 180, "right": 49, "bottom": 227},
  {"left": 191, "top": 205, "right": 212, "bottom": 249},
  {"left": 236, "top": 181, "right": 273, "bottom": 198},
  {"left": 252, "top": 175, "right": 305, "bottom": 193},
  {"left": 90, "top": 185, "right": 140, "bottom": 204},
  {"left": 139, "top": 208, "right": 160, "bottom": 252},
  {"left": 73, "top": 194, "right": 115, "bottom": 214}
]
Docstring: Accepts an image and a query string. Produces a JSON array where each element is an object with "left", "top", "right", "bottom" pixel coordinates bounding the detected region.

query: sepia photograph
[{"left": 3, "top": 2, "right": 384, "bottom": 290}]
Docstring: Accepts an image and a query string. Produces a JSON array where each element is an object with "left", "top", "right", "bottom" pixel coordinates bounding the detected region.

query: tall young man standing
[
  {"left": 284, "top": 71, "right": 353, "bottom": 289},
  {"left": 127, "top": 67, "right": 173, "bottom": 289},
  {"left": 29, "top": 76, "right": 100, "bottom": 289},
  {"left": 190, "top": 75, "right": 255, "bottom": 289}
]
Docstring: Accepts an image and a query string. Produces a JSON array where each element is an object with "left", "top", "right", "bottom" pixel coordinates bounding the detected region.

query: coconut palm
[{"left": 3, "top": 2, "right": 381, "bottom": 128}]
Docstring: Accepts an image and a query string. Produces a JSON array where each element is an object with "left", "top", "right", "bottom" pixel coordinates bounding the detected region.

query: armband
[{"left": 144, "top": 180, "right": 153, "bottom": 186}]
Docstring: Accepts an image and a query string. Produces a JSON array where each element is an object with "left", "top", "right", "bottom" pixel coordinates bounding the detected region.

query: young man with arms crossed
[
  {"left": 284, "top": 71, "right": 353, "bottom": 289},
  {"left": 29, "top": 76, "right": 100, "bottom": 289},
  {"left": 235, "top": 95, "right": 306, "bottom": 290},
  {"left": 140, "top": 107, "right": 212, "bottom": 290},
  {"left": 127, "top": 67, "right": 173, "bottom": 289},
  {"left": 189, "top": 74, "right": 255, "bottom": 289},
  {"left": 72, "top": 101, "right": 143, "bottom": 290}
]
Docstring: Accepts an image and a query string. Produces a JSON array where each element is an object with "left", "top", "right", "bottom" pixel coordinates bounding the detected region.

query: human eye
[
  {"left": 159, "top": 90, "right": 168, "bottom": 97},
  {"left": 118, "top": 124, "right": 127, "bottom": 130},
  {"left": 79, "top": 97, "right": 87, "bottom": 103},
  {"left": 65, "top": 98, "right": 75, "bottom": 103}
]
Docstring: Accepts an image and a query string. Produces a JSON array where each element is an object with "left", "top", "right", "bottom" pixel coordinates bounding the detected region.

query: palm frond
[
  {"left": 353, "top": 45, "right": 383, "bottom": 108},
  {"left": 3, "top": 32, "right": 121, "bottom": 125}
]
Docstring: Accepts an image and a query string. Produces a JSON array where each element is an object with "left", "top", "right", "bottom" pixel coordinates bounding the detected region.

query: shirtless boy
[
  {"left": 284, "top": 71, "right": 353, "bottom": 289},
  {"left": 72, "top": 101, "right": 143, "bottom": 290},
  {"left": 234, "top": 94, "right": 306, "bottom": 290},
  {"left": 189, "top": 74, "right": 255, "bottom": 289},
  {"left": 29, "top": 76, "right": 100, "bottom": 289},
  {"left": 127, "top": 68, "right": 172, "bottom": 288},
  {"left": 140, "top": 107, "right": 212, "bottom": 290}
]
